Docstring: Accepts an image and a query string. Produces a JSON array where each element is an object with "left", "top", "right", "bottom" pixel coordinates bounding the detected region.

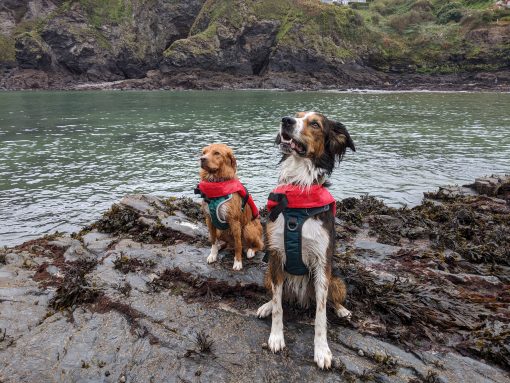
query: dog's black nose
[
  {"left": 282, "top": 117, "right": 296, "bottom": 126},
  {"left": 200, "top": 156, "right": 207, "bottom": 164}
]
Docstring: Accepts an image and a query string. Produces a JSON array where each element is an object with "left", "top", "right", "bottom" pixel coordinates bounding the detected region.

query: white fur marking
[
  {"left": 247, "top": 248, "right": 256, "bottom": 259},
  {"left": 294, "top": 112, "right": 314, "bottom": 135},
  {"left": 279, "top": 156, "right": 324, "bottom": 187},
  {"left": 268, "top": 283, "right": 285, "bottom": 352},
  {"left": 232, "top": 259, "right": 243, "bottom": 271},
  {"left": 311, "top": 222, "right": 332, "bottom": 369},
  {"left": 207, "top": 240, "right": 219, "bottom": 264},
  {"left": 336, "top": 305, "right": 352, "bottom": 319},
  {"left": 257, "top": 301, "right": 273, "bottom": 318},
  {"left": 314, "top": 340, "right": 333, "bottom": 370}
]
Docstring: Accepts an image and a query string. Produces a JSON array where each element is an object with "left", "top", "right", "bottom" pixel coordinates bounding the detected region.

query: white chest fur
[{"left": 267, "top": 213, "right": 330, "bottom": 307}]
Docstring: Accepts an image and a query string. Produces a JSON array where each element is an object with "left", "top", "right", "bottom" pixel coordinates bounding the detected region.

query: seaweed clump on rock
[
  {"left": 89, "top": 196, "right": 205, "bottom": 245},
  {"left": 332, "top": 179, "right": 510, "bottom": 369},
  {"left": 49, "top": 259, "right": 102, "bottom": 311}
]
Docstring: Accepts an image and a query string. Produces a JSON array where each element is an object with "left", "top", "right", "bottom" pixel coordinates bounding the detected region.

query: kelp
[
  {"left": 333, "top": 188, "right": 510, "bottom": 369},
  {"left": 113, "top": 255, "right": 155, "bottom": 274},
  {"left": 91, "top": 202, "right": 196, "bottom": 245},
  {"left": 49, "top": 259, "right": 102, "bottom": 311}
]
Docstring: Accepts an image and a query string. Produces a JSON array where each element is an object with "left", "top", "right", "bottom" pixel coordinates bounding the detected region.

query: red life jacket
[
  {"left": 266, "top": 184, "right": 336, "bottom": 275},
  {"left": 196, "top": 179, "right": 259, "bottom": 219},
  {"left": 267, "top": 184, "right": 336, "bottom": 217}
]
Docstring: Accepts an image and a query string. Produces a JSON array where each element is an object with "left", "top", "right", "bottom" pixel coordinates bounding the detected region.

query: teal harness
[
  {"left": 206, "top": 194, "right": 233, "bottom": 230},
  {"left": 195, "top": 185, "right": 251, "bottom": 230},
  {"left": 268, "top": 193, "right": 332, "bottom": 275}
]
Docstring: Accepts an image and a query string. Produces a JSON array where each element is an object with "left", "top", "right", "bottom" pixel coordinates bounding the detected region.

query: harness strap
[
  {"left": 194, "top": 187, "right": 210, "bottom": 203},
  {"left": 283, "top": 205, "right": 331, "bottom": 275},
  {"left": 241, "top": 186, "right": 249, "bottom": 211},
  {"left": 268, "top": 193, "right": 288, "bottom": 222}
]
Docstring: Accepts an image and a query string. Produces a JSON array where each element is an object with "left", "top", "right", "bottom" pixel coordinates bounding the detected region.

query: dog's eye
[
  {"left": 310, "top": 121, "right": 320, "bottom": 128},
  {"left": 213, "top": 151, "right": 220, "bottom": 156}
]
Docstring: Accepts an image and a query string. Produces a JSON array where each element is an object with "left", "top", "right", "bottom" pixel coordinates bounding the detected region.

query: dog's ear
[
  {"left": 275, "top": 133, "right": 281, "bottom": 145},
  {"left": 227, "top": 151, "right": 237, "bottom": 170},
  {"left": 328, "top": 120, "right": 355, "bottom": 161}
]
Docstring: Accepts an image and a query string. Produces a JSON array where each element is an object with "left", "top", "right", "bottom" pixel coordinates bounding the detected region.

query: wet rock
[
  {"left": 1, "top": 180, "right": 509, "bottom": 382},
  {"left": 470, "top": 175, "right": 510, "bottom": 199},
  {"left": 63, "top": 240, "right": 94, "bottom": 263},
  {"left": 160, "top": 215, "right": 207, "bottom": 239},
  {"left": 82, "top": 231, "right": 116, "bottom": 255},
  {"left": 119, "top": 194, "right": 168, "bottom": 219}
]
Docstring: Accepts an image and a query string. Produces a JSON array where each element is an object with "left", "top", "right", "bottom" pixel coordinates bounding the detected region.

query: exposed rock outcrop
[{"left": 1, "top": 178, "right": 509, "bottom": 382}]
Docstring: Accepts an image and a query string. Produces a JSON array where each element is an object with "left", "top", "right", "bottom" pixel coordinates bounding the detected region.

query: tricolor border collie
[{"left": 257, "top": 112, "right": 355, "bottom": 369}]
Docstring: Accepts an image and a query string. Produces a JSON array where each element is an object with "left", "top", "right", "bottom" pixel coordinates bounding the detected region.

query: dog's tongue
[{"left": 290, "top": 140, "right": 296, "bottom": 149}]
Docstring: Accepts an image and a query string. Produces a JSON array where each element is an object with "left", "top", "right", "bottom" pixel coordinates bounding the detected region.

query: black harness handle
[{"left": 268, "top": 193, "right": 288, "bottom": 222}]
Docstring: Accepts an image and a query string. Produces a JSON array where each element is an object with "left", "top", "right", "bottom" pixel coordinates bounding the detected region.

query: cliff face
[
  {"left": 0, "top": 0, "right": 509, "bottom": 90},
  {"left": 1, "top": 0, "right": 206, "bottom": 84}
]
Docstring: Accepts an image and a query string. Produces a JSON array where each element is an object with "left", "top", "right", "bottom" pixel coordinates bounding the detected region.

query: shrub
[
  {"left": 438, "top": 8, "right": 463, "bottom": 23},
  {"left": 436, "top": 2, "right": 464, "bottom": 24},
  {"left": 388, "top": 9, "right": 434, "bottom": 33}
]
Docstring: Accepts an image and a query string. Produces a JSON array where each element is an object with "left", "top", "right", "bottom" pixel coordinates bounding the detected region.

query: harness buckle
[{"left": 287, "top": 216, "right": 299, "bottom": 231}]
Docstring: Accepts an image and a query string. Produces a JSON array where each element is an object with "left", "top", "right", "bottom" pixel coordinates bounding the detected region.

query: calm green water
[{"left": 1, "top": 90, "right": 509, "bottom": 246}]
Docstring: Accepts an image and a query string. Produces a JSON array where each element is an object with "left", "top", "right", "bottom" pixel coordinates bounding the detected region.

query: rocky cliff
[
  {"left": 0, "top": 0, "right": 509, "bottom": 90},
  {"left": 0, "top": 177, "right": 509, "bottom": 381}
]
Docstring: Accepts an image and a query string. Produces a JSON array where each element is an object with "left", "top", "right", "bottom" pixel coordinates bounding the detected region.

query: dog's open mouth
[{"left": 280, "top": 132, "right": 306, "bottom": 156}]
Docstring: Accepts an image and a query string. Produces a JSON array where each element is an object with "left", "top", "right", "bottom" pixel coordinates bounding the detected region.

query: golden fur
[{"left": 200, "top": 143, "right": 264, "bottom": 271}]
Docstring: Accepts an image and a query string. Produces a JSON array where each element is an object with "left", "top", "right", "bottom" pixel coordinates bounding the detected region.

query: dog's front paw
[
  {"left": 256, "top": 301, "right": 272, "bottom": 318},
  {"left": 336, "top": 306, "right": 352, "bottom": 319},
  {"left": 314, "top": 343, "right": 332, "bottom": 370},
  {"left": 232, "top": 259, "right": 243, "bottom": 270},
  {"left": 207, "top": 252, "right": 218, "bottom": 264},
  {"left": 268, "top": 333, "right": 285, "bottom": 353},
  {"left": 246, "top": 248, "right": 256, "bottom": 259}
]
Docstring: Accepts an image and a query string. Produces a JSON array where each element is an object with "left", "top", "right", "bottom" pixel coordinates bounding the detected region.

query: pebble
[{"left": 358, "top": 349, "right": 364, "bottom": 357}]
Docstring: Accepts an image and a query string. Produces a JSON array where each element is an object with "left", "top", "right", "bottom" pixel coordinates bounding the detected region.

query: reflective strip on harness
[{"left": 207, "top": 194, "right": 232, "bottom": 230}]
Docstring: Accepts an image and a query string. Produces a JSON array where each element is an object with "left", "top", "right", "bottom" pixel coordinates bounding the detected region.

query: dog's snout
[
  {"left": 282, "top": 117, "right": 296, "bottom": 126},
  {"left": 200, "top": 156, "right": 207, "bottom": 164}
]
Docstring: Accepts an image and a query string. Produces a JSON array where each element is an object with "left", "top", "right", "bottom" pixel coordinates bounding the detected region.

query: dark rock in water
[
  {"left": 470, "top": 175, "right": 510, "bottom": 199},
  {"left": 1, "top": 181, "right": 509, "bottom": 382}
]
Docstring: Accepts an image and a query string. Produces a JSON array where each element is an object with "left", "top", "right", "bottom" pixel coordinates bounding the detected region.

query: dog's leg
[
  {"left": 230, "top": 221, "right": 243, "bottom": 270},
  {"left": 329, "top": 276, "right": 351, "bottom": 319},
  {"left": 268, "top": 281, "right": 285, "bottom": 352},
  {"left": 314, "top": 270, "right": 332, "bottom": 369},
  {"left": 257, "top": 269, "right": 273, "bottom": 318},
  {"left": 243, "top": 221, "right": 264, "bottom": 259},
  {"left": 205, "top": 215, "right": 219, "bottom": 264}
]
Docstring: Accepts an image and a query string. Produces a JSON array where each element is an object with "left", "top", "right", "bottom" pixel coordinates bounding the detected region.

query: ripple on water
[{"left": 0, "top": 90, "right": 509, "bottom": 246}]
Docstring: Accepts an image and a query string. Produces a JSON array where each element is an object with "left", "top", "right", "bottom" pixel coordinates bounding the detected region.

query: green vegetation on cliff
[
  {"left": 0, "top": 34, "right": 16, "bottom": 63},
  {"left": 2, "top": 0, "right": 509, "bottom": 77},
  {"left": 362, "top": 0, "right": 510, "bottom": 73},
  {"left": 163, "top": 0, "right": 509, "bottom": 75}
]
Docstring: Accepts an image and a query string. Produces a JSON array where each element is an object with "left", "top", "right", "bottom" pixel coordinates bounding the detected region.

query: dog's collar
[{"left": 205, "top": 177, "right": 231, "bottom": 183}]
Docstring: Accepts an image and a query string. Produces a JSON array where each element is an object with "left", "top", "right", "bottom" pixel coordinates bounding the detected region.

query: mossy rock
[{"left": 0, "top": 34, "right": 16, "bottom": 63}]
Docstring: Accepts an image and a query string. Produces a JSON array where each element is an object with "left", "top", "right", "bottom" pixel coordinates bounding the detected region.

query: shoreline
[
  {"left": 2, "top": 87, "right": 510, "bottom": 94},
  {"left": 2, "top": 68, "right": 510, "bottom": 93}
]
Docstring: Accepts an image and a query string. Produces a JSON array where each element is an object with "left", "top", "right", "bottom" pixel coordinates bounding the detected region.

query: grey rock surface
[{"left": 1, "top": 193, "right": 508, "bottom": 382}]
